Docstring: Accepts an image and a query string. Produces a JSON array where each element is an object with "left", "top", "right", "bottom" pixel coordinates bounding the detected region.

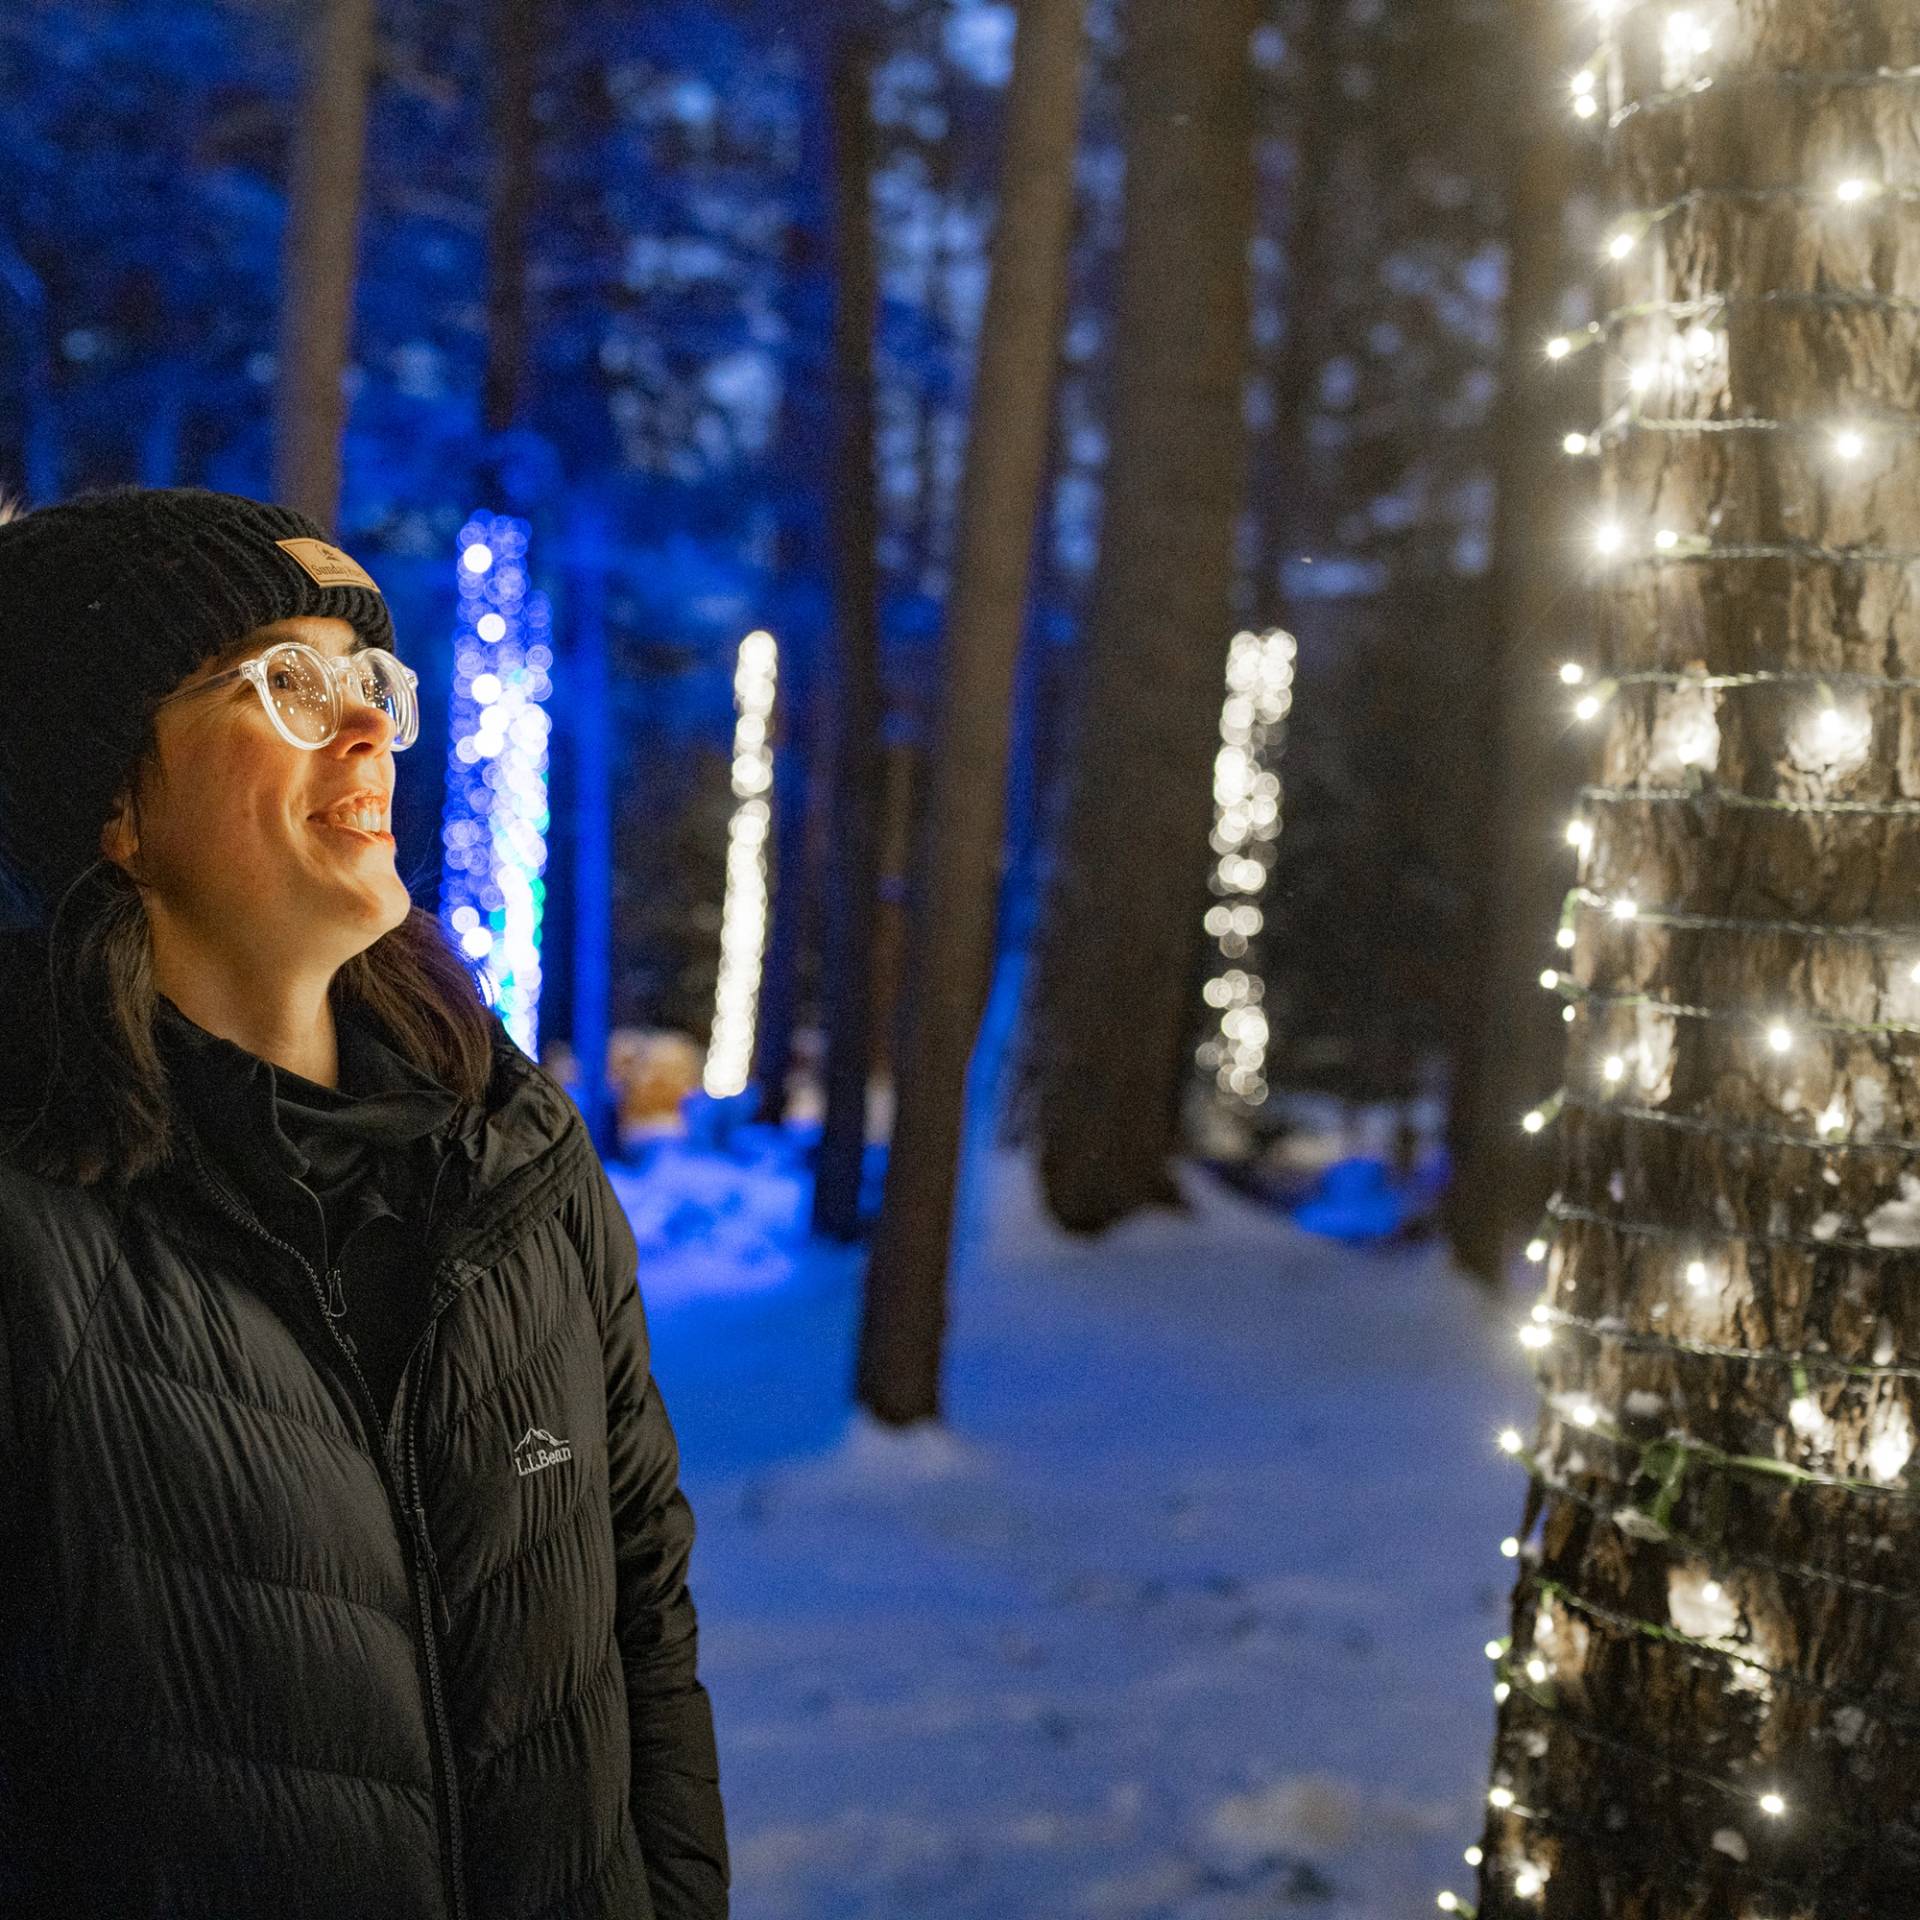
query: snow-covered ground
[{"left": 617, "top": 1136, "right": 1528, "bottom": 1919}]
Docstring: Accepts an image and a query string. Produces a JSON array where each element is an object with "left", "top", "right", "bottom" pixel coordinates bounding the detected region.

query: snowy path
[{"left": 623, "top": 1144, "right": 1527, "bottom": 1919}]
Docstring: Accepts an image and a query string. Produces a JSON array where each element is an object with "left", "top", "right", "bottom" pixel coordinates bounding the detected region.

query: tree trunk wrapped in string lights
[{"left": 1465, "top": 7, "right": 1920, "bottom": 1916}]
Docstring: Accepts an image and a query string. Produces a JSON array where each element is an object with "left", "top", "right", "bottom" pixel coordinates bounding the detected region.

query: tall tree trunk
[
  {"left": 1029, "top": 0, "right": 1258, "bottom": 1234},
  {"left": 813, "top": 30, "right": 888, "bottom": 1242},
  {"left": 855, "top": 0, "right": 1089, "bottom": 1425},
  {"left": 484, "top": 0, "right": 538, "bottom": 437},
  {"left": 272, "top": 0, "right": 375, "bottom": 530},
  {"left": 1476, "top": 8, "right": 1920, "bottom": 1913},
  {"left": 1441, "top": 0, "right": 1584, "bottom": 1286}
]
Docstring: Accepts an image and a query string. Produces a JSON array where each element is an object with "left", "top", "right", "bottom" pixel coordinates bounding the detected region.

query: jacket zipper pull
[
  {"left": 324, "top": 1265, "right": 347, "bottom": 1320},
  {"left": 413, "top": 1503, "right": 453, "bottom": 1638}
]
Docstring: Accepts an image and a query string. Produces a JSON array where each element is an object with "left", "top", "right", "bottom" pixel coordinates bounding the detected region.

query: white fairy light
[
  {"left": 703, "top": 629, "right": 781, "bottom": 1098},
  {"left": 1867, "top": 1403, "right": 1914, "bottom": 1484},
  {"left": 1834, "top": 176, "right": 1879, "bottom": 204},
  {"left": 1611, "top": 895, "right": 1638, "bottom": 921},
  {"left": 1593, "top": 519, "right": 1626, "bottom": 556},
  {"left": 1522, "top": 1109, "right": 1547, "bottom": 1134},
  {"left": 1607, "top": 229, "right": 1638, "bottom": 262},
  {"left": 1574, "top": 692, "right": 1603, "bottom": 721},
  {"left": 1464, "top": 1844, "right": 1484, "bottom": 1866},
  {"left": 1627, "top": 360, "right": 1657, "bottom": 392},
  {"left": 1526, "top": 1236, "right": 1550, "bottom": 1261},
  {"left": 1766, "top": 1023, "right": 1793, "bottom": 1054},
  {"left": 1570, "top": 1399, "right": 1600, "bottom": 1428},
  {"left": 1498, "top": 1427, "right": 1526, "bottom": 1454},
  {"left": 1540, "top": 968, "right": 1560, "bottom": 989},
  {"left": 1556, "top": 926, "right": 1577, "bottom": 950},
  {"left": 1832, "top": 426, "right": 1868, "bottom": 461},
  {"left": 1758, "top": 1791, "right": 1787, "bottom": 1818},
  {"left": 1525, "top": 1656, "right": 1549, "bottom": 1685},
  {"left": 1602, "top": 1054, "right": 1626, "bottom": 1084},
  {"left": 1437, "top": 1896, "right": 1461, "bottom": 1914},
  {"left": 1515, "top": 1864, "right": 1546, "bottom": 1898},
  {"left": 1686, "top": 1259, "right": 1709, "bottom": 1292},
  {"left": 1546, "top": 334, "right": 1574, "bottom": 361},
  {"left": 1817, "top": 1096, "right": 1849, "bottom": 1138},
  {"left": 1562, "top": 1004, "right": 1577, "bottom": 1023},
  {"left": 1485, "top": 1638, "right": 1505, "bottom": 1660},
  {"left": 1653, "top": 527, "right": 1681, "bottom": 552},
  {"left": 1520, "top": 1323, "right": 1552, "bottom": 1350},
  {"left": 1488, "top": 1785, "right": 1516, "bottom": 1810},
  {"left": 1493, "top": 1679, "right": 1511, "bottom": 1703},
  {"left": 1500, "top": 1537, "right": 1521, "bottom": 1559},
  {"left": 1560, "top": 661, "right": 1586, "bottom": 685},
  {"left": 1566, "top": 818, "right": 1593, "bottom": 853}
]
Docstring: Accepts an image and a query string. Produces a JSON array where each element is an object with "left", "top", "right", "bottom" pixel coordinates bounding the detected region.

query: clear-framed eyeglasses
[{"left": 157, "top": 640, "right": 421, "bottom": 752}]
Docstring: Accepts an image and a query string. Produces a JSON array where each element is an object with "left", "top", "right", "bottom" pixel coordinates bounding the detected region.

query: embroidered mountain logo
[{"left": 513, "top": 1427, "right": 574, "bottom": 1478}]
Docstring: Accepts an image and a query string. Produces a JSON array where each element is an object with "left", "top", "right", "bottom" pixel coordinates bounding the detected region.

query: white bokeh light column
[{"left": 702, "top": 628, "right": 779, "bottom": 1098}]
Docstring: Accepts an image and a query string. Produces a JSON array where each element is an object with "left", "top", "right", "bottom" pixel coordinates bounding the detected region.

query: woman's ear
[{"left": 100, "top": 789, "right": 139, "bottom": 872}]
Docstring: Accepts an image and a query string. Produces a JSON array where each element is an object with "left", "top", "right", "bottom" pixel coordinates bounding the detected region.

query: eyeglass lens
[{"left": 263, "top": 645, "right": 409, "bottom": 744}]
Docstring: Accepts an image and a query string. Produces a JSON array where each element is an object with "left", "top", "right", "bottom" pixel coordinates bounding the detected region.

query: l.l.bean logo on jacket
[{"left": 512, "top": 1426, "right": 574, "bottom": 1478}]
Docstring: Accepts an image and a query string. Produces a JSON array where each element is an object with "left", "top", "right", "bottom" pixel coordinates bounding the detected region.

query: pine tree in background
[
  {"left": 1027, "top": 0, "right": 1258, "bottom": 1233},
  {"left": 856, "top": 0, "right": 1089, "bottom": 1425},
  {"left": 1443, "top": 0, "right": 1592, "bottom": 1286},
  {"left": 273, "top": 0, "right": 375, "bottom": 530},
  {"left": 1466, "top": 7, "right": 1920, "bottom": 1913}
]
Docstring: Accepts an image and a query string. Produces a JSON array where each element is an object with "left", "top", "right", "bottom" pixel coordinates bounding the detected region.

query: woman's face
[{"left": 101, "top": 615, "right": 412, "bottom": 977}]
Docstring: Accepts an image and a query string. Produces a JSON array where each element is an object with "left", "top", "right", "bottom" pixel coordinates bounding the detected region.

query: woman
[{"left": 0, "top": 487, "right": 730, "bottom": 1919}]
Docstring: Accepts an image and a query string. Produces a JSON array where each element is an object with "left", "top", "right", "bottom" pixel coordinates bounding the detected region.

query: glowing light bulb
[
  {"left": 1759, "top": 1791, "right": 1786, "bottom": 1818},
  {"left": 461, "top": 543, "right": 494, "bottom": 573},
  {"left": 1515, "top": 1865, "right": 1546, "bottom": 1898},
  {"left": 1572, "top": 92, "right": 1598, "bottom": 119},
  {"left": 1485, "top": 1639, "right": 1504, "bottom": 1660},
  {"left": 1653, "top": 527, "right": 1681, "bottom": 551},
  {"left": 1525, "top": 1656, "right": 1549, "bottom": 1685},
  {"left": 1574, "top": 693, "right": 1603, "bottom": 721},
  {"left": 1464, "top": 1845, "right": 1484, "bottom": 1867},
  {"left": 1566, "top": 819, "right": 1593, "bottom": 853},
  {"left": 1593, "top": 519, "right": 1626, "bottom": 556},
  {"left": 1500, "top": 1537, "right": 1520, "bottom": 1559},
  {"left": 1571, "top": 1400, "right": 1600, "bottom": 1428},
  {"left": 1546, "top": 335, "right": 1573, "bottom": 361},
  {"left": 1540, "top": 968, "right": 1560, "bottom": 989},
  {"left": 1607, "top": 230, "right": 1637, "bottom": 261},
  {"left": 1520, "top": 1323, "right": 1551, "bottom": 1350},
  {"left": 1602, "top": 1054, "right": 1626, "bottom": 1084},
  {"left": 1563, "top": 430, "right": 1591, "bottom": 455},
  {"left": 1498, "top": 1427, "right": 1525, "bottom": 1454},
  {"left": 1438, "top": 1896, "right": 1461, "bottom": 1915},
  {"left": 1767, "top": 1023, "right": 1793, "bottom": 1054},
  {"left": 1686, "top": 1260, "right": 1709, "bottom": 1291},
  {"left": 1700, "top": 1580, "right": 1722, "bottom": 1604},
  {"left": 1627, "top": 361, "right": 1656, "bottom": 392},
  {"left": 1556, "top": 926, "right": 1577, "bottom": 950},
  {"left": 1561, "top": 662, "right": 1586, "bottom": 685},
  {"left": 1818, "top": 1098, "right": 1848, "bottom": 1138},
  {"left": 1611, "top": 896, "right": 1638, "bottom": 921},
  {"left": 1833, "top": 427, "right": 1867, "bottom": 461},
  {"left": 1488, "top": 1785, "right": 1516, "bottom": 1810},
  {"left": 1571, "top": 68, "right": 1596, "bottom": 94},
  {"left": 1521, "top": 1110, "right": 1547, "bottom": 1135},
  {"left": 1526, "top": 1236, "right": 1549, "bottom": 1262},
  {"left": 1835, "top": 177, "right": 1877, "bottom": 204},
  {"left": 1493, "top": 1679, "right": 1511, "bottom": 1702},
  {"left": 1563, "top": 1005, "right": 1576, "bottom": 1023},
  {"left": 1531, "top": 1303, "right": 1550, "bottom": 1323}
]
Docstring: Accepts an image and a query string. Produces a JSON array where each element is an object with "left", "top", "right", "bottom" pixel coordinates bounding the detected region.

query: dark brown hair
[{"left": 0, "top": 860, "right": 499, "bottom": 1189}]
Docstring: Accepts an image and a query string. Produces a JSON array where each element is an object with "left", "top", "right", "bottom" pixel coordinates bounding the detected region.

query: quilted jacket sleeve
[{"left": 580, "top": 1142, "right": 731, "bottom": 1919}]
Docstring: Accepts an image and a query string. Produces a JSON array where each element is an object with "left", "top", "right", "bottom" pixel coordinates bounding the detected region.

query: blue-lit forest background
[{"left": 0, "top": 1, "right": 1593, "bottom": 1908}]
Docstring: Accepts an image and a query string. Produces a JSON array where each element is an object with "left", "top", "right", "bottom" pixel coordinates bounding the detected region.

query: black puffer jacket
[{"left": 0, "top": 1016, "right": 730, "bottom": 1919}]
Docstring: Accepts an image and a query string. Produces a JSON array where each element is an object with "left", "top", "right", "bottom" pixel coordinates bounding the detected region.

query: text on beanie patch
[{"left": 276, "top": 537, "right": 381, "bottom": 595}]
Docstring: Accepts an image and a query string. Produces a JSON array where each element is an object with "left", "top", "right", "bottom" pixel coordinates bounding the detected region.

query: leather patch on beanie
[{"left": 276, "top": 537, "right": 381, "bottom": 594}]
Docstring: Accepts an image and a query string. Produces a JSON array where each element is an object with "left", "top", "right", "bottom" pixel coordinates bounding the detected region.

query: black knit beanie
[{"left": 0, "top": 487, "right": 397, "bottom": 922}]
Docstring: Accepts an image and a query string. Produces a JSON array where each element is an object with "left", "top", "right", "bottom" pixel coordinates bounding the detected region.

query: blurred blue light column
[{"left": 441, "top": 512, "right": 554, "bottom": 1055}]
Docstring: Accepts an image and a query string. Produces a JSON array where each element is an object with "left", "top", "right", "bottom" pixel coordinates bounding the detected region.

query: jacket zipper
[{"left": 182, "top": 1134, "right": 473, "bottom": 1920}]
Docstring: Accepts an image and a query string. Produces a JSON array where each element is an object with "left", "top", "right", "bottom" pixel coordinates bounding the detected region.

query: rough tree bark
[
  {"left": 1442, "top": 0, "right": 1587, "bottom": 1286},
  {"left": 1478, "top": 7, "right": 1920, "bottom": 1915},
  {"left": 813, "top": 28, "right": 888, "bottom": 1241},
  {"left": 272, "top": 0, "right": 375, "bottom": 530},
  {"left": 1029, "top": 0, "right": 1259, "bottom": 1234},
  {"left": 854, "top": 0, "right": 1089, "bottom": 1425}
]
